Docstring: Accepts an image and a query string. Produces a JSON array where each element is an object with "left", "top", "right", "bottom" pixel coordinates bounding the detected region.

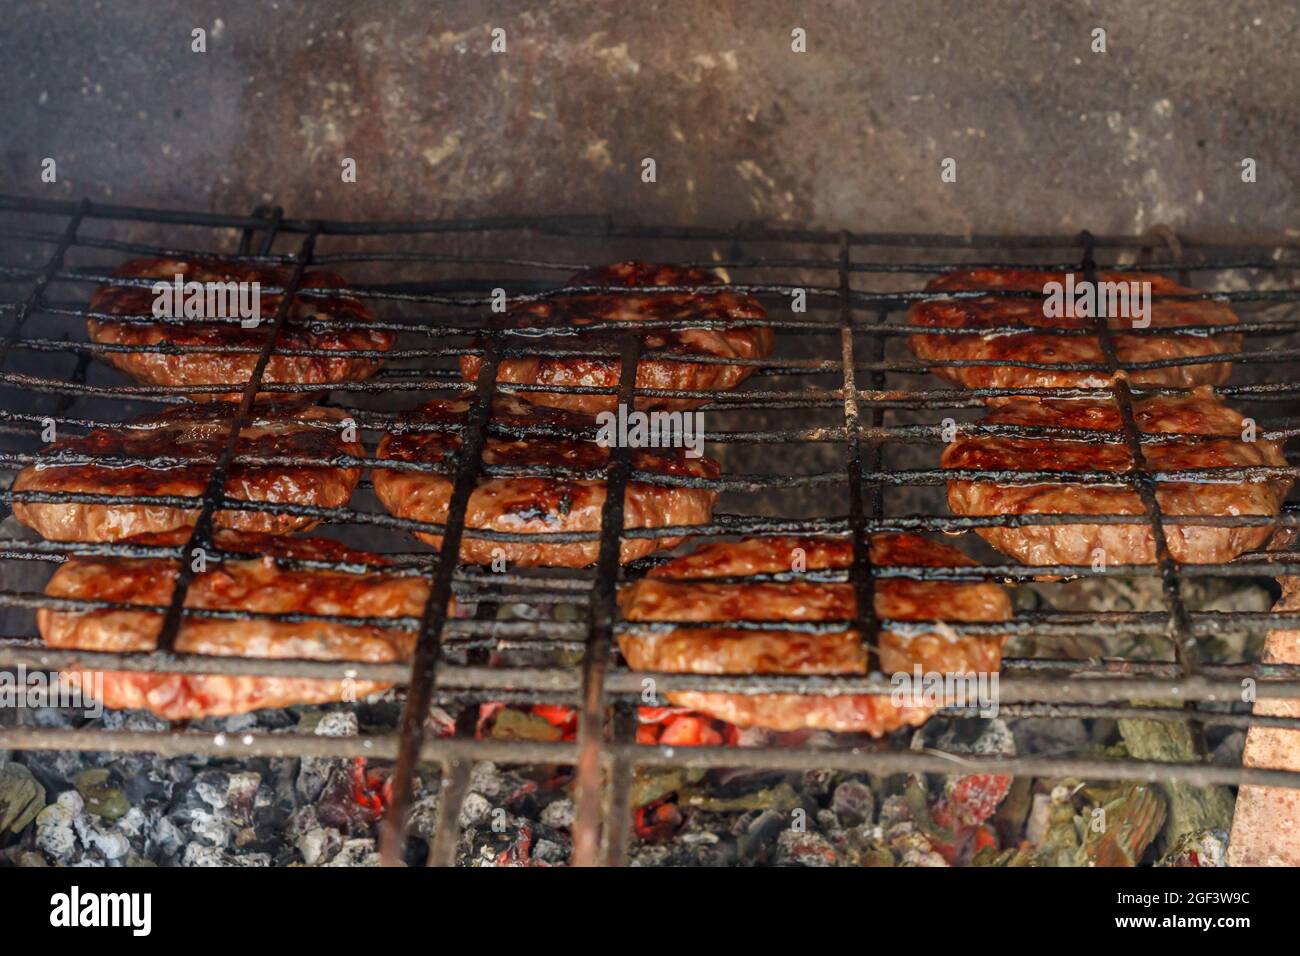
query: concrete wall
[{"left": 1, "top": 0, "right": 1296, "bottom": 235}]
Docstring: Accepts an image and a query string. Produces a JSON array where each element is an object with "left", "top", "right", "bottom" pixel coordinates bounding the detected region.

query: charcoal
[
  {"left": 297, "top": 710, "right": 359, "bottom": 803},
  {"left": 297, "top": 825, "right": 343, "bottom": 865},
  {"left": 467, "top": 761, "right": 535, "bottom": 805},
  {"left": 95, "top": 709, "right": 171, "bottom": 733},
  {"left": 406, "top": 793, "right": 443, "bottom": 840},
  {"left": 182, "top": 843, "right": 271, "bottom": 867},
  {"left": 324, "top": 838, "right": 380, "bottom": 866},
  {"left": 801, "top": 768, "right": 836, "bottom": 798},
  {"left": 116, "top": 754, "right": 187, "bottom": 806},
  {"left": 192, "top": 712, "right": 260, "bottom": 735},
  {"left": 314, "top": 762, "right": 378, "bottom": 834},
  {"left": 1212, "top": 730, "right": 1246, "bottom": 766},
  {"left": 776, "top": 829, "right": 838, "bottom": 867},
  {"left": 532, "top": 838, "right": 568, "bottom": 865},
  {"left": 887, "top": 822, "right": 948, "bottom": 867},
  {"left": 1158, "top": 828, "right": 1228, "bottom": 867},
  {"left": 831, "top": 779, "right": 875, "bottom": 827},
  {"left": 629, "top": 844, "right": 673, "bottom": 866},
  {"left": 458, "top": 791, "right": 493, "bottom": 828},
  {"left": 878, "top": 793, "right": 911, "bottom": 829},
  {"left": 23, "top": 749, "right": 114, "bottom": 794},
  {"left": 34, "top": 790, "right": 82, "bottom": 864},
  {"left": 152, "top": 816, "right": 187, "bottom": 861},
  {"left": 172, "top": 769, "right": 238, "bottom": 848},
  {"left": 736, "top": 807, "right": 787, "bottom": 861},
  {"left": 71, "top": 810, "right": 132, "bottom": 861},
  {"left": 539, "top": 796, "right": 575, "bottom": 829},
  {"left": 5, "top": 848, "right": 49, "bottom": 867},
  {"left": 464, "top": 816, "right": 570, "bottom": 867}
]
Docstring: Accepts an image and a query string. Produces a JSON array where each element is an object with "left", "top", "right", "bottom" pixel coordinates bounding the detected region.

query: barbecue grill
[{"left": 1, "top": 192, "right": 1299, "bottom": 868}]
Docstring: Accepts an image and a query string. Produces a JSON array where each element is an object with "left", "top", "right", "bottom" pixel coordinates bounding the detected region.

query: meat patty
[
  {"left": 908, "top": 269, "right": 1241, "bottom": 393},
  {"left": 372, "top": 396, "right": 719, "bottom": 567},
  {"left": 87, "top": 257, "right": 395, "bottom": 401},
  {"left": 942, "top": 394, "right": 1292, "bottom": 565},
  {"left": 12, "top": 403, "right": 364, "bottom": 541},
  {"left": 37, "top": 531, "right": 436, "bottom": 719},
  {"left": 459, "top": 261, "right": 774, "bottom": 413},
  {"left": 617, "top": 534, "right": 1010, "bottom": 735}
]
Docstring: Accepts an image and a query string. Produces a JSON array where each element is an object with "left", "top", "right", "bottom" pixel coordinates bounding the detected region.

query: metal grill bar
[
  {"left": 11, "top": 193, "right": 1300, "bottom": 250},
  {"left": 153, "top": 222, "right": 313, "bottom": 653},
  {"left": 839, "top": 232, "right": 883, "bottom": 675},
  {"left": 573, "top": 334, "right": 640, "bottom": 868},
  {"left": 377, "top": 349, "right": 502, "bottom": 866},
  {"left": 3, "top": 725, "right": 1298, "bottom": 792},
  {"left": 0, "top": 201, "right": 86, "bottom": 370},
  {"left": 1079, "top": 230, "right": 1198, "bottom": 672}
]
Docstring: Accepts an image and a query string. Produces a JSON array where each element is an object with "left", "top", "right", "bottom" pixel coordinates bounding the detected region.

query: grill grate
[{"left": 1, "top": 193, "right": 1300, "bottom": 866}]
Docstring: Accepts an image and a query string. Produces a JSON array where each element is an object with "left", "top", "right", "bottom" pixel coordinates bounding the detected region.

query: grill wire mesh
[{"left": 1, "top": 193, "right": 1300, "bottom": 866}]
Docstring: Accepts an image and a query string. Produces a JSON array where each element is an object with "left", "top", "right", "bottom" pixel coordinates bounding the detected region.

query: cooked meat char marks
[
  {"left": 87, "top": 257, "right": 395, "bottom": 400},
  {"left": 460, "top": 261, "right": 774, "bottom": 413},
  {"left": 373, "top": 396, "right": 719, "bottom": 566},
  {"left": 617, "top": 534, "right": 1010, "bottom": 735},
  {"left": 908, "top": 268, "right": 1241, "bottom": 392},
  {"left": 942, "top": 394, "right": 1292, "bottom": 565},
  {"left": 37, "top": 531, "right": 437, "bottom": 719},
  {"left": 12, "top": 403, "right": 364, "bottom": 540}
]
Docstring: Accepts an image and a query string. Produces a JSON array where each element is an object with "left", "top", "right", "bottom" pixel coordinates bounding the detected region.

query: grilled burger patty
[
  {"left": 908, "top": 269, "right": 1240, "bottom": 393},
  {"left": 372, "top": 397, "right": 720, "bottom": 567},
  {"left": 459, "top": 261, "right": 774, "bottom": 413},
  {"left": 87, "top": 257, "right": 394, "bottom": 401},
  {"left": 13, "top": 404, "right": 364, "bottom": 541},
  {"left": 37, "top": 531, "right": 436, "bottom": 719},
  {"left": 942, "top": 394, "right": 1291, "bottom": 565},
  {"left": 617, "top": 534, "right": 1010, "bottom": 735}
]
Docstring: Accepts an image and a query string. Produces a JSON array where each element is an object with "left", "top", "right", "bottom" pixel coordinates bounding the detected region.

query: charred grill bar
[{"left": 1, "top": 193, "right": 1300, "bottom": 866}]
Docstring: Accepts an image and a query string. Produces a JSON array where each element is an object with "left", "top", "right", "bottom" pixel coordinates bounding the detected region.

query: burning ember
[
  {"left": 351, "top": 758, "right": 392, "bottom": 820},
  {"left": 475, "top": 702, "right": 739, "bottom": 747},
  {"left": 0, "top": 685, "right": 1237, "bottom": 867}
]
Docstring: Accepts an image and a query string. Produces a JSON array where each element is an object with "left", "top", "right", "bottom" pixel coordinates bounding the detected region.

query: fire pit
[{"left": 1, "top": 195, "right": 1299, "bottom": 869}]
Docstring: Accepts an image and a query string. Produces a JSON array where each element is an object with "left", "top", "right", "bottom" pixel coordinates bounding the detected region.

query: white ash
[
  {"left": 775, "top": 829, "right": 836, "bottom": 867},
  {"left": 324, "top": 838, "right": 380, "bottom": 867},
  {"left": 406, "top": 793, "right": 443, "bottom": 840},
  {"left": 297, "top": 826, "right": 344, "bottom": 865},
  {"left": 34, "top": 790, "right": 82, "bottom": 864},
  {"left": 182, "top": 844, "right": 271, "bottom": 867},
  {"left": 457, "top": 792, "right": 493, "bottom": 828},
  {"left": 540, "top": 797, "right": 575, "bottom": 829}
]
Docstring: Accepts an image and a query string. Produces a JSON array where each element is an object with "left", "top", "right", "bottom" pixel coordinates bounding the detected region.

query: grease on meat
[
  {"left": 908, "top": 269, "right": 1240, "bottom": 393},
  {"left": 373, "top": 397, "right": 719, "bottom": 566},
  {"left": 87, "top": 257, "right": 394, "bottom": 401},
  {"left": 37, "top": 531, "right": 436, "bottom": 719},
  {"left": 460, "top": 261, "right": 774, "bottom": 413},
  {"left": 13, "top": 404, "right": 364, "bottom": 541},
  {"left": 617, "top": 534, "right": 1010, "bottom": 735},
  {"left": 942, "top": 394, "right": 1291, "bottom": 565}
]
